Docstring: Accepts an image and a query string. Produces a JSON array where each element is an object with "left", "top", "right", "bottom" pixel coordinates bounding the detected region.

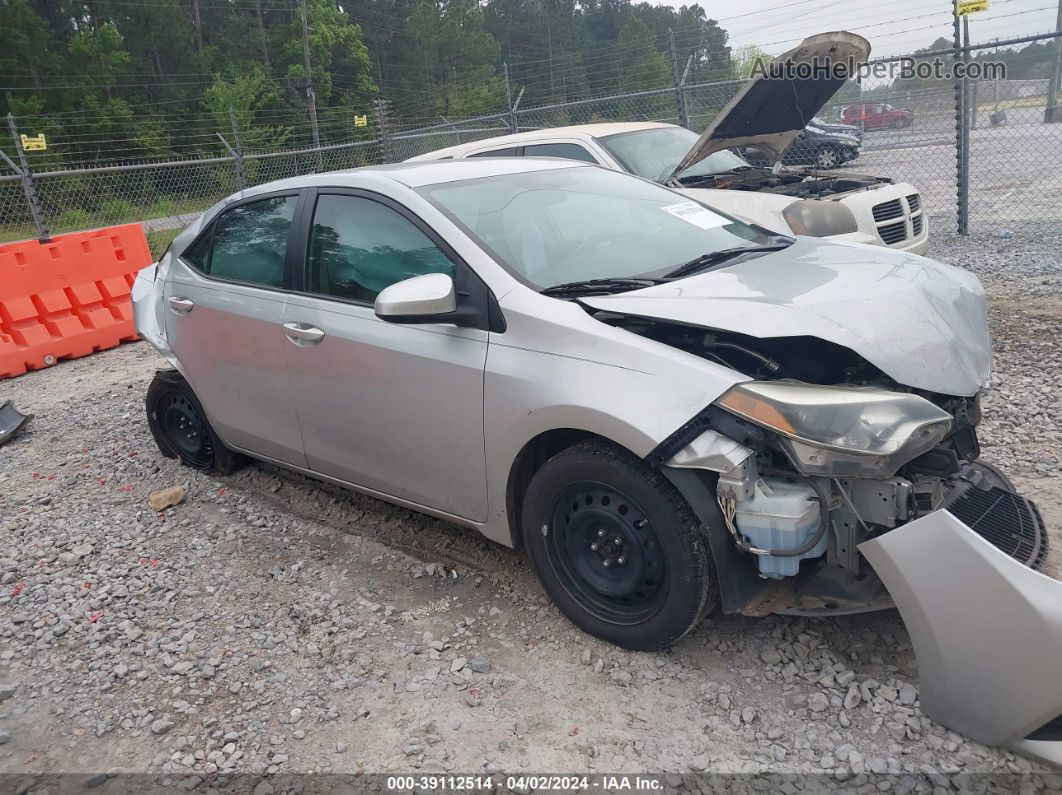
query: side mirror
[{"left": 374, "top": 272, "right": 457, "bottom": 324}]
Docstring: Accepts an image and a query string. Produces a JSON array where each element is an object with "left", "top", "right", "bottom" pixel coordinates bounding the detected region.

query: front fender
[{"left": 481, "top": 290, "right": 746, "bottom": 546}]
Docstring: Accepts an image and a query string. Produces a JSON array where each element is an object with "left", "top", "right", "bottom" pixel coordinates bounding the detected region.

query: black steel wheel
[
  {"left": 146, "top": 369, "right": 245, "bottom": 475},
  {"left": 522, "top": 440, "right": 717, "bottom": 650},
  {"left": 546, "top": 483, "right": 667, "bottom": 625},
  {"left": 158, "top": 391, "right": 214, "bottom": 469}
]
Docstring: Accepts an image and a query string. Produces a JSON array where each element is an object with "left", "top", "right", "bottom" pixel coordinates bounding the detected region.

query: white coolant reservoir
[{"left": 734, "top": 476, "right": 826, "bottom": 578}]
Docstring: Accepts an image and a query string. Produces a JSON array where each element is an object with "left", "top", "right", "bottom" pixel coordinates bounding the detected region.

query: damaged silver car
[{"left": 132, "top": 157, "right": 1059, "bottom": 760}]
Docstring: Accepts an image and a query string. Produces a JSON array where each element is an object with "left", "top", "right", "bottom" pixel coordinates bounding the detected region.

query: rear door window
[
  {"left": 194, "top": 195, "right": 298, "bottom": 287},
  {"left": 468, "top": 147, "right": 519, "bottom": 157},
  {"left": 522, "top": 142, "right": 599, "bottom": 163}
]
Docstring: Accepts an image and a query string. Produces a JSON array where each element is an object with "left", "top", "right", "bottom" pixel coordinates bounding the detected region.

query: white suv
[{"left": 409, "top": 33, "right": 928, "bottom": 255}]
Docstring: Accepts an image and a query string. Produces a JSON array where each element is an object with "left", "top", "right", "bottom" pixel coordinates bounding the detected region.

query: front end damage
[
  {"left": 583, "top": 299, "right": 1058, "bottom": 759},
  {"left": 658, "top": 388, "right": 1060, "bottom": 758}
]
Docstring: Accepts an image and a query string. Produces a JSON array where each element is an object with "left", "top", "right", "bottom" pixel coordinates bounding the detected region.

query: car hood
[
  {"left": 580, "top": 238, "right": 991, "bottom": 396},
  {"left": 668, "top": 32, "right": 871, "bottom": 180}
]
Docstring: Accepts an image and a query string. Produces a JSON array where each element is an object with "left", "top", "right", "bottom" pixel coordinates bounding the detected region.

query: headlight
[
  {"left": 716, "top": 381, "right": 953, "bottom": 477},
  {"left": 781, "top": 200, "right": 858, "bottom": 237}
]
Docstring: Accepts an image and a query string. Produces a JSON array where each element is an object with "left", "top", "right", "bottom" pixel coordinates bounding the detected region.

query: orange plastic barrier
[{"left": 0, "top": 224, "right": 152, "bottom": 379}]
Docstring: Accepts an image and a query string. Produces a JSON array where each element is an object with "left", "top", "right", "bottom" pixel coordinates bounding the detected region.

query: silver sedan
[{"left": 133, "top": 158, "right": 1062, "bottom": 762}]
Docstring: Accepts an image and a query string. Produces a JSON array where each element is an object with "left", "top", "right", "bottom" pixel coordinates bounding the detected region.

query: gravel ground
[{"left": 1, "top": 232, "right": 1061, "bottom": 792}]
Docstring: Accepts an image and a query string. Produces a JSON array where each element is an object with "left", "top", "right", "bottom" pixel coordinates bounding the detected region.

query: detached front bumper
[{"left": 860, "top": 507, "right": 1062, "bottom": 762}]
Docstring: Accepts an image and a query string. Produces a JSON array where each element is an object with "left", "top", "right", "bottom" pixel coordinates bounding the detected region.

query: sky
[{"left": 649, "top": 0, "right": 1061, "bottom": 61}]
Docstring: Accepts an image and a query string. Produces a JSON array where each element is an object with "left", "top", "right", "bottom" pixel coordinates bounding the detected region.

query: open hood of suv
[
  {"left": 580, "top": 238, "right": 991, "bottom": 396},
  {"left": 668, "top": 31, "right": 871, "bottom": 181}
]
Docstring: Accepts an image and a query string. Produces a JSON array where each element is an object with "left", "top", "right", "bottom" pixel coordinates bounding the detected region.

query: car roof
[
  {"left": 405, "top": 121, "right": 677, "bottom": 161},
  {"left": 233, "top": 157, "right": 589, "bottom": 199}
]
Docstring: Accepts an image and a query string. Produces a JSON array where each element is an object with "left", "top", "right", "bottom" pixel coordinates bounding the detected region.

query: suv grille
[
  {"left": 878, "top": 221, "right": 907, "bottom": 244},
  {"left": 872, "top": 199, "right": 903, "bottom": 222},
  {"left": 870, "top": 193, "right": 925, "bottom": 247}
]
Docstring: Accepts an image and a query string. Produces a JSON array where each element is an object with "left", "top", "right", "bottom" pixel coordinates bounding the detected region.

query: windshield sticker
[{"left": 661, "top": 202, "right": 729, "bottom": 230}]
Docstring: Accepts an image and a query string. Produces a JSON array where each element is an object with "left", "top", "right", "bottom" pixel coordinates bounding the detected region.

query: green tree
[
  {"left": 616, "top": 17, "right": 670, "bottom": 92},
  {"left": 405, "top": 0, "right": 505, "bottom": 119},
  {"left": 203, "top": 67, "right": 292, "bottom": 152},
  {"left": 731, "top": 44, "right": 770, "bottom": 79},
  {"left": 280, "top": 0, "right": 376, "bottom": 144}
]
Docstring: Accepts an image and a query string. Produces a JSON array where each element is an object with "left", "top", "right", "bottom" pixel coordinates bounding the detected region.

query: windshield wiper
[
  {"left": 541, "top": 277, "right": 664, "bottom": 297},
  {"left": 662, "top": 243, "right": 791, "bottom": 280},
  {"left": 676, "top": 166, "right": 755, "bottom": 183}
]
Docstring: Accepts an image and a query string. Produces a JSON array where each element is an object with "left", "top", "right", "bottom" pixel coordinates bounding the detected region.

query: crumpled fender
[
  {"left": 131, "top": 260, "right": 182, "bottom": 373},
  {"left": 860, "top": 510, "right": 1062, "bottom": 758},
  {"left": 131, "top": 210, "right": 218, "bottom": 374}
]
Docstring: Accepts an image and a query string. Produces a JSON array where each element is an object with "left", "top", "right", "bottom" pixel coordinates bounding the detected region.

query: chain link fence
[{"left": 2, "top": 32, "right": 1059, "bottom": 249}]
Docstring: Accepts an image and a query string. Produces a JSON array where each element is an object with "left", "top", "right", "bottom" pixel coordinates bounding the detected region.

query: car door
[
  {"left": 164, "top": 190, "right": 308, "bottom": 467},
  {"left": 282, "top": 188, "right": 490, "bottom": 521}
]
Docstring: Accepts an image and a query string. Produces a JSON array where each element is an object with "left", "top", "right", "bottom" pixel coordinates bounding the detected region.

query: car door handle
[
  {"left": 283, "top": 322, "right": 325, "bottom": 345},
  {"left": 167, "top": 296, "right": 194, "bottom": 314}
]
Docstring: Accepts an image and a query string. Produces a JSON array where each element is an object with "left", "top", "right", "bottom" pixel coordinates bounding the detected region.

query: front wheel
[
  {"left": 521, "top": 440, "right": 717, "bottom": 650},
  {"left": 893, "top": 116, "right": 911, "bottom": 129}
]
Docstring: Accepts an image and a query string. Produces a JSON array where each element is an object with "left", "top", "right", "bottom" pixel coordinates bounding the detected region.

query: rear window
[
  {"left": 182, "top": 195, "right": 297, "bottom": 288},
  {"left": 522, "top": 143, "right": 598, "bottom": 163},
  {"left": 469, "top": 147, "right": 518, "bottom": 158}
]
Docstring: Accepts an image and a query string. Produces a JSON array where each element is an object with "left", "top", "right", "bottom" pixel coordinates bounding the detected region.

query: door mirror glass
[{"left": 375, "top": 273, "right": 456, "bottom": 323}]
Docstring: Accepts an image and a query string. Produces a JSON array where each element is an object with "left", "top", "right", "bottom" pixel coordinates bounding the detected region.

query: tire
[
  {"left": 521, "top": 440, "right": 718, "bottom": 650},
  {"left": 145, "top": 369, "right": 245, "bottom": 475},
  {"left": 893, "top": 116, "right": 911, "bottom": 130},
  {"left": 814, "top": 146, "right": 840, "bottom": 169}
]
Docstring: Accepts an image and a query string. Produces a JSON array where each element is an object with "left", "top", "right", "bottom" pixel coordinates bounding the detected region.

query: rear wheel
[
  {"left": 893, "top": 115, "right": 911, "bottom": 129},
  {"left": 521, "top": 440, "right": 717, "bottom": 650},
  {"left": 146, "top": 369, "right": 245, "bottom": 475}
]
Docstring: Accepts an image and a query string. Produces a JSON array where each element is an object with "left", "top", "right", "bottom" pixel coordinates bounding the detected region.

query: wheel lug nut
[
  {"left": 597, "top": 529, "right": 606, "bottom": 537},
  {"left": 602, "top": 560, "right": 610, "bottom": 568},
  {"left": 590, "top": 542, "right": 599, "bottom": 551},
  {"left": 617, "top": 556, "right": 626, "bottom": 565}
]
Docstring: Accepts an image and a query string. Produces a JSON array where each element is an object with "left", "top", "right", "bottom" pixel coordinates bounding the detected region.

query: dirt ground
[{"left": 1, "top": 271, "right": 1061, "bottom": 792}]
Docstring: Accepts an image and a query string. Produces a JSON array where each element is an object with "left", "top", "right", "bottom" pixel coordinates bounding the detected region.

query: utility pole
[
  {"left": 300, "top": 0, "right": 323, "bottom": 170},
  {"left": 1046, "top": 0, "right": 1062, "bottom": 122}
]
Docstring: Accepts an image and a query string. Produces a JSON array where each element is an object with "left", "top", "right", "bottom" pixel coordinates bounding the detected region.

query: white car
[{"left": 409, "top": 33, "right": 928, "bottom": 255}]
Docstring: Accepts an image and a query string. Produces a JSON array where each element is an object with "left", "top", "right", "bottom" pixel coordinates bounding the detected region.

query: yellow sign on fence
[
  {"left": 956, "top": 0, "right": 989, "bottom": 15},
  {"left": 20, "top": 133, "right": 47, "bottom": 151},
  {"left": 354, "top": 114, "right": 368, "bottom": 128}
]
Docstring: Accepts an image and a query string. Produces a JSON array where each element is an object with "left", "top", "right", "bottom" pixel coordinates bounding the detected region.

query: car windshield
[
  {"left": 598, "top": 127, "right": 752, "bottom": 184},
  {"left": 416, "top": 166, "right": 778, "bottom": 290}
]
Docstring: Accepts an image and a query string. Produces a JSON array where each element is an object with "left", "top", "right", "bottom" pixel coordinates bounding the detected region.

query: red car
[{"left": 842, "top": 102, "right": 914, "bottom": 130}]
